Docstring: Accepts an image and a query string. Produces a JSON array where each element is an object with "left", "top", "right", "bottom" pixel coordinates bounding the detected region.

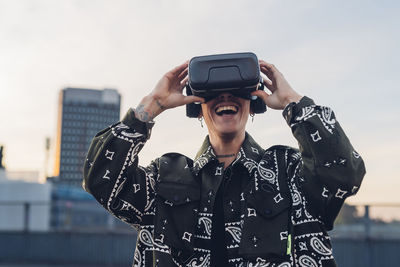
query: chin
[{"left": 214, "top": 126, "right": 244, "bottom": 138}]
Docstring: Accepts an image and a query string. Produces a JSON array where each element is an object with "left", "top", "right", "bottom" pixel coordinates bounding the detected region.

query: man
[{"left": 83, "top": 59, "right": 365, "bottom": 266}]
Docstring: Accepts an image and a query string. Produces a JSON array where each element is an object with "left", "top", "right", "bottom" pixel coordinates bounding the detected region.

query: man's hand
[
  {"left": 251, "top": 60, "right": 302, "bottom": 110},
  {"left": 135, "top": 61, "right": 204, "bottom": 122}
]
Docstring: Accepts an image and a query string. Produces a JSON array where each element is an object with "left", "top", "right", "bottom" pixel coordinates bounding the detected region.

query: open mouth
[{"left": 215, "top": 105, "right": 239, "bottom": 116}]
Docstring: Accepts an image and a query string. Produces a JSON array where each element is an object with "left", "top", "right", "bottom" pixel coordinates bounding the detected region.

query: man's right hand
[
  {"left": 251, "top": 60, "right": 302, "bottom": 110},
  {"left": 134, "top": 61, "right": 204, "bottom": 122}
]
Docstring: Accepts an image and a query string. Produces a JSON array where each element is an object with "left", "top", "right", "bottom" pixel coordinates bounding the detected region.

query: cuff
[
  {"left": 121, "top": 108, "right": 155, "bottom": 139},
  {"left": 282, "top": 96, "right": 315, "bottom": 125}
]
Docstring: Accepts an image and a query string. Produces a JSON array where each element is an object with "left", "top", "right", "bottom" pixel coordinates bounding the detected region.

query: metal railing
[
  {"left": 1, "top": 200, "right": 400, "bottom": 236},
  {"left": 331, "top": 203, "right": 400, "bottom": 239},
  {"left": 0, "top": 200, "right": 132, "bottom": 232},
  {"left": 1, "top": 201, "right": 399, "bottom": 266}
]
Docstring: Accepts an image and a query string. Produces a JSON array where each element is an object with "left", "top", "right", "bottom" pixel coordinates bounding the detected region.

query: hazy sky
[{"left": 0, "top": 0, "right": 399, "bottom": 204}]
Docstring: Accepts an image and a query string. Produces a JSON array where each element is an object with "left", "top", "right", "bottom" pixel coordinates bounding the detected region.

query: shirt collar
[{"left": 192, "top": 132, "right": 264, "bottom": 176}]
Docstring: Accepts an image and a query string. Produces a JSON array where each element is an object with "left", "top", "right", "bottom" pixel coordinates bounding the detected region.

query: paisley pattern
[
  {"left": 226, "top": 226, "right": 242, "bottom": 243},
  {"left": 257, "top": 160, "right": 276, "bottom": 183},
  {"left": 296, "top": 106, "right": 315, "bottom": 121},
  {"left": 187, "top": 254, "right": 211, "bottom": 267},
  {"left": 83, "top": 97, "right": 365, "bottom": 267},
  {"left": 138, "top": 229, "right": 154, "bottom": 247},
  {"left": 321, "top": 107, "right": 335, "bottom": 125},
  {"left": 199, "top": 216, "right": 212, "bottom": 236},
  {"left": 298, "top": 255, "right": 318, "bottom": 267},
  {"left": 121, "top": 131, "right": 144, "bottom": 138},
  {"left": 194, "top": 157, "right": 208, "bottom": 169},
  {"left": 310, "top": 237, "right": 332, "bottom": 256},
  {"left": 291, "top": 186, "right": 302, "bottom": 206},
  {"left": 244, "top": 161, "right": 258, "bottom": 173},
  {"left": 133, "top": 248, "right": 142, "bottom": 266},
  {"left": 114, "top": 122, "right": 129, "bottom": 130},
  {"left": 130, "top": 141, "right": 145, "bottom": 163}
]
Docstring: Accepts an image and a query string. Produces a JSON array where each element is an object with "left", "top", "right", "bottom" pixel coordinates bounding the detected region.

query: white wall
[{"left": 0, "top": 178, "right": 52, "bottom": 231}]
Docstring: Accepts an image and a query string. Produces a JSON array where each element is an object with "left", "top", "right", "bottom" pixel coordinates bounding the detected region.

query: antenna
[
  {"left": 44, "top": 137, "right": 51, "bottom": 182},
  {"left": 0, "top": 145, "right": 4, "bottom": 169}
]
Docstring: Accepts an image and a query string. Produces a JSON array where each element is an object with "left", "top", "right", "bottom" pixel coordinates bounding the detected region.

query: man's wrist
[
  {"left": 134, "top": 95, "right": 165, "bottom": 122},
  {"left": 283, "top": 92, "right": 303, "bottom": 107},
  {"left": 122, "top": 108, "right": 155, "bottom": 139},
  {"left": 135, "top": 96, "right": 156, "bottom": 122},
  {"left": 134, "top": 104, "right": 153, "bottom": 122},
  {"left": 282, "top": 96, "right": 315, "bottom": 125}
]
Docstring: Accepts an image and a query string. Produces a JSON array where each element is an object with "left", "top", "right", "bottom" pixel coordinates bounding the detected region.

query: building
[
  {"left": 0, "top": 178, "right": 52, "bottom": 231},
  {"left": 53, "top": 88, "right": 121, "bottom": 187},
  {"left": 0, "top": 146, "right": 52, "bottom": 231},
  {"left": 7, "top": 171, "right": 40, "bottom": 183}
]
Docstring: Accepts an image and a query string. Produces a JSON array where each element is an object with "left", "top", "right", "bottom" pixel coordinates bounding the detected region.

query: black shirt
[{"left": 210, "top": 167, "right": 229, "bottom": 266}]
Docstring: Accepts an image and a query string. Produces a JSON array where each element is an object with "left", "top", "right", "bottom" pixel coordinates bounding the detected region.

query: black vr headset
[{"left": 186, "top": 52, "right": 267, "bottom": 118}]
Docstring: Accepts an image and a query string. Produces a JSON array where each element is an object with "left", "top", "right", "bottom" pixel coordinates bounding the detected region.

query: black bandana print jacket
[{"left": 83, "top": 97, "right": 365, "bottom": 267}]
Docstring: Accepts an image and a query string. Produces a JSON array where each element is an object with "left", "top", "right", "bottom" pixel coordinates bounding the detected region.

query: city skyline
[{"left": 0, "top": 0, "right": 399, "bottom": 204}]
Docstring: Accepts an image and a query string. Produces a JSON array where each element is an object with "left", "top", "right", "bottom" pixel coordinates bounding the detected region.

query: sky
[{"left": 0, "top": 0, "right": 399, "bottom": 205}]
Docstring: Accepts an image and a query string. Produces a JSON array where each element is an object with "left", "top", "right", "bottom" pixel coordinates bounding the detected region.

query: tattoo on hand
[
  {"left": 156, "top": 99, "right": 165, "bottom": 110},
  {"left": 136, "top": 104, "right": 152, "bottom": 122}
]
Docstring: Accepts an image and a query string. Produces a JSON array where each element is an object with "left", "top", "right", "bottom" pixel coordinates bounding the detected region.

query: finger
[
  {"left": 181, "top": 76, "right": 189, "bottom": 85},
  {"left": 259, "top": 59, "right": 271, "bottom": 70},
  {"left": 176, "top": 77, "right": 189, "bottom": 92},
  {"left": 260, "top": 66, "right": 274, "bottom": 79},
  {"left": 261, "top": 75, "right": 273, "bottom": 87},
  {"left": 261, "top": 67, "right": 277, "bottom": 86},
  {"left": 251, "top": 90, "right": 270, "bottom": 104},
  {"left": 260, "top": 73, "right": 276, "bottom": 92},
  {"left": 260, "top": 64, "right": 272, "bottom": 72},
  {"left": 260, "top": 65, "right": 273, "bottom": 75},
  {"left": 178, "top": 68, "right": 188, "bottom": 81},
  {"left": 170, "top": 61, "right": 189, "bottom": 76},
  {"left": 182, "top": 95, "right": 205, "bottom": 105},
  {"left": 259, "top": 60, "right": 281, "bottom": 75},
  {"left": 259, "top": 65, "right": 269, "bottom": 75},
  {"left": 259, "top": 59, "right": 274, "bottom": 69}
]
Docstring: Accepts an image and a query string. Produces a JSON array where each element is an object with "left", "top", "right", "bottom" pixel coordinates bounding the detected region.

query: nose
[{"left": 216, "top": 92, "right": 234, "bottom": 100}]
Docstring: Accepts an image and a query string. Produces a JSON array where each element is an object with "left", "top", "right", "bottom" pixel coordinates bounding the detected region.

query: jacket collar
[{"left": 192, "top": 132, "right": 264, "bottom": 176}]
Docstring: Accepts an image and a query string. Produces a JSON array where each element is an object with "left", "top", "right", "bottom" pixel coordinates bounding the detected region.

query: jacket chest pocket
[
  {"left": 154, "top": 182, "right": 200, "bottom": 255},
  {"left": 239, "top": 185, "right": 292, "bottom": 260}
]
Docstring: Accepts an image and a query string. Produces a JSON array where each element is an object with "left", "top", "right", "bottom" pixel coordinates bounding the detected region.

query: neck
[{"left": 209, "top": 131, "right": 245, "bottom": 168}]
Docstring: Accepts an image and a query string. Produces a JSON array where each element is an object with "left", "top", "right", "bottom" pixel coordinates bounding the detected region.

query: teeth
[{"left": 215, "top": 105, "right": 238, "bottom": 114}]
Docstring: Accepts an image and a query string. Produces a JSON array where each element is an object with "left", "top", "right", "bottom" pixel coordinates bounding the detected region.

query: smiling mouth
[{"left": 215, "top": 105, "right": 239, "bottom": 116}]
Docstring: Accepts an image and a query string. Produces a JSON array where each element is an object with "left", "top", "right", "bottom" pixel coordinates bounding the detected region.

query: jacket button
[
  {"left": 173, "top": 195, "right": 180, "bottom": 202},
  {"left": 265, "top": 209, "right": 272, "bottom": 215},
  {"left": 252, "top": 236, "right": 258, "bottom": 247}
]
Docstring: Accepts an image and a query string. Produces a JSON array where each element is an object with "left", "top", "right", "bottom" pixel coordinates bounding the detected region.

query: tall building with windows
[{"left": 53, "top": 88, "right": 121, "bottom": 186}]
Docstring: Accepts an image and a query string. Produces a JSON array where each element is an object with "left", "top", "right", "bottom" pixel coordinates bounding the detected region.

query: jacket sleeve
[
  {"left": 283, "top": 96, "right": 366, "bottom": 230},
  {"left": 82, "top": 108, "right": 158, "bottom": 228}
]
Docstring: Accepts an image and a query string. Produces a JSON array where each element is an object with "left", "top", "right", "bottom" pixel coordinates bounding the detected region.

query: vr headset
[{"left": 186, "top": 52, "right": 267, "bottom": 118}]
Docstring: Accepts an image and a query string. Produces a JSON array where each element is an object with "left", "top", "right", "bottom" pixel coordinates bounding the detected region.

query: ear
[
  {"left": 250, "top": 97, "right": 267, "bottom": 114},
  {"left": 186, "top": 102, "right": 201, "bottom": 118}
]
